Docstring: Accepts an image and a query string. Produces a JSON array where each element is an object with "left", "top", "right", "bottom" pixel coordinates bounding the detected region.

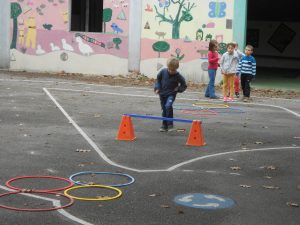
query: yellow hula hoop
[
  {"left": 64, "top": 185, "right": 122, "bottom": 201},
  {"left": 193, "top": 102, "right": 229, "bottom": 108}
]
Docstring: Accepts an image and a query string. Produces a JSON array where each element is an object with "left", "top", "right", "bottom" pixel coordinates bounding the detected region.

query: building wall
[
  {"left": 140, "top": 0, "right": 235, "bottom": 83},
  {"left": 9, "top": 0, "right": 130, "bottom": 75},
  {"left": 0, "top": 0, "right": 10, "bottom": 69}
]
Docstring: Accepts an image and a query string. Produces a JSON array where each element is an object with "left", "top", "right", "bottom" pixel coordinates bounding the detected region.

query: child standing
[
  {"left": 154, "top": 57, "right": 187, "bottom": 132},
  {"left": 236, "top": 45, "right": 257, "bottom": 102},
  {"left": 220, "top": 42, "right": 240, "bottom": 101},
  {"left": 205, "top": 40, "right": 219, "bottom": 99},
  {"left": 233, "top": 42, "right": 244, "bottom": 98}
]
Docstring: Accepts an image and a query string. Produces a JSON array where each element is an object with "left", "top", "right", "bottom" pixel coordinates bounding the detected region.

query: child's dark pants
[{"left": 241, "top": 74, "right": 254, "bottom": 97}]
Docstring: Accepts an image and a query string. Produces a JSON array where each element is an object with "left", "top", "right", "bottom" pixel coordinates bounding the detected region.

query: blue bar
[{"left": 124, "top": 114, "right": 194, "bottom": 123}]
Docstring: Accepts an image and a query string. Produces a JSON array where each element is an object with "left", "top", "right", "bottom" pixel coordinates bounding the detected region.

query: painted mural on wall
[
  {"left": 141, "top": 0, "right": 234, "bottom": 81},
  {"left": 10, "top": 0, "right": 129, "bottom": 74}
]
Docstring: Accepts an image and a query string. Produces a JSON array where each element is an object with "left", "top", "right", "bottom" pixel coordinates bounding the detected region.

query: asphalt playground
[{"left": 0, "top": 72, "right": 299, "bottom": 225}]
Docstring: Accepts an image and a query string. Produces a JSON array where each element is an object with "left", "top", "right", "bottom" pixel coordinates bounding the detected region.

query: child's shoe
[
  {"left": 235, "top": 92, "right": 240, "bottom": 98},
  {"left": 223, "top": 96, "right": 228, "bottom": 102},
  {"left": 243, "top": 97, "right": 249, "bottom": 102},
  {"left": 159, "top": 126, "right": 168, "bottom": 132},
  {"left": 167, "top": 125, "right": 175, "bottom": 132},
  {"left": 228, "top": 97, "right": 234, "bottom": 102}
]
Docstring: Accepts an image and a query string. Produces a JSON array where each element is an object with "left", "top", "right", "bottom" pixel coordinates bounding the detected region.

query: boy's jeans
[
  {"left": 205, "top": 69, "right": 217, "bottom": 98},
  {"left": 159, "top": 95, "right": 175, "bottom": 128}
]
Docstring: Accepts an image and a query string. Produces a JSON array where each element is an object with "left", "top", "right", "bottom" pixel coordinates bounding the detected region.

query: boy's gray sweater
[{"left": 220, "top": 51, "right": 240, "bottom": 74}]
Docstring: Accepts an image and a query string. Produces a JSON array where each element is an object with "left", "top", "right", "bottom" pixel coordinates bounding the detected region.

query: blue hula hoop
[{"left": 69, "top": 171, "right": 135, "bottom": 187}]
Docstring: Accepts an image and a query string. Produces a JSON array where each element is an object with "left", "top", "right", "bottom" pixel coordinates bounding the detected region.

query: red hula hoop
[
  {"left": 5, "top": 175, "right": 74, "bottom": 192},
  {"left": 0, "top": 191, "right": 74, "bottom": 212}
]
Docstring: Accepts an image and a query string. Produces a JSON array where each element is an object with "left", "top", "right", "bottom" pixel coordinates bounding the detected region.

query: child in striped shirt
[{"left": 236, "top": 45, "right": 256, "bottom": 102}]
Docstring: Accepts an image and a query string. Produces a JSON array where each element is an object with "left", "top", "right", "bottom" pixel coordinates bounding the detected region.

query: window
[{"left": 71, "top": 0, "right": 103, "bottom": 32}]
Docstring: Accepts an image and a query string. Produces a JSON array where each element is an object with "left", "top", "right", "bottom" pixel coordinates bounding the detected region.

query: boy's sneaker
[
  {"left": 159, "top": 126, "right": 168, "bottom": 132},
  {"left": 235, "top": 92, "right": 240, "bottom": 98},
  {"left": 167, "top": 125, "right": 175, "bottom": 132},
  {"left": 243, "top": 97, "right": 249, "bottom": 102}
]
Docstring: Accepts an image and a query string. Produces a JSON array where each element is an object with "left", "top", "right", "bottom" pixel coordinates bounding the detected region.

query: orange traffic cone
[
  {"left": 116, "top": 115, "right": 136, "bottom": 141},
  {"left": 186, "top": 120, "right": 206, "bottom": 147}
]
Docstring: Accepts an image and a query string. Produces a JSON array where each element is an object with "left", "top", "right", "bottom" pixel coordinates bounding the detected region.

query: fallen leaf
[
  {"left": 87, "top": 182, "right": 95, "bottom": 185},
  {"left": 176, "top": 207, "right": 184, "bottom": 214},
  {"left": 230, "top": 166, "right": 241, "bottom": 171},
  {"left": 265, "top": 165, "right": 276, "bottom": 170},
  {"left": 149, "top": 193, "right": 161, "bottom": 197},
  {"left": 75, "top": 149, "right": 91, "bottom": 153},
  {"left": 255, "top": 141, "right": 263, "bottom": 144},
  {"left": 160, "top": 204, "right": 170, "bottom": 208},
  {"left": 240, "top": 184, "right": 251, "bottom": 188},
  {"left": 287, "top": 202, "right": 299, "bottom": 207},
  {"left": 262, "top": 185, "right": 280, "bottom": 190},
  {"left": 176, "top": 128, "right": 186, "bottom": 132},
  {"left": 97, "top": 196, "right": 109, "bottom": 199}
]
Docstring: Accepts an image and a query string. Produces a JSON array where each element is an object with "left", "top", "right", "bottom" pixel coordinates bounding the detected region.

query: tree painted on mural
[
  {"left": 218, "top": 42, "right": 227, "bottom": 55},
  {"left": 113, "top": 37, "right": 122, "bottom": 49},
  {"left": 154, "top": 0, "right": 196, "bottom": 39},
  {"left": 152, "top": 41, "right": 170, "bottom": 58},
  {"left": 103, "top": 8, "right": 112, "bottom": 33},
  {"left": 10, "top": 2, "right": 22, "bottom": 49}
]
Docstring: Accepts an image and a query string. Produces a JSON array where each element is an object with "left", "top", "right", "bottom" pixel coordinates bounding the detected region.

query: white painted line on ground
[
  {"left": 1, "top": 78, "right": 300, "bottom": 102},
  {"left": 43, "top": 88, "right": 166, "bottom": 173},
  {"left": 47, "top": 87, "right": 300, "bottom": 118},
  {"left": 166, "top": 146, "right": 300, "bottom": 171},
  {"left": 0, "top": 185, "right": 94, "bottom": 225},
  {"left": 43, "top": 88, "right": 300, "bottom": 173},
  {"left": 0, "top": 78, "right": 150, "bottom": 90}
]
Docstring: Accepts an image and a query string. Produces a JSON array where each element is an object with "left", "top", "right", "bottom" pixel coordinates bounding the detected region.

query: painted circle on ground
[
  {"left": 174, "top": 193, "right": 235, "bottom": 209},
  {"left": 69, "top": 171, "right": 135, "bottom": 187}
]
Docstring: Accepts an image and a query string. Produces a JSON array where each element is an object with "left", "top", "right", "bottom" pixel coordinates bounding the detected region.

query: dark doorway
[
  {"left": 71, "top": 0, "right": 103, "bottom": 32},
  {"left": 246, "top": 1, "right": 300, "bottom": 90}
]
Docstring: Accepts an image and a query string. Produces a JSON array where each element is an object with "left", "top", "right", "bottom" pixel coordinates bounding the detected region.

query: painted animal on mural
[
  {"left": 75, "top": 36, "right": 94, "bottom": 56},
  {"left": 25, "top": 16, "right": 37, "bottom": 49},
  {"left": 155, "top": 31, "right": 166, "bottom": 39},
  {"left": 111, "top": 23, "right": 124, "bottom": 34}
]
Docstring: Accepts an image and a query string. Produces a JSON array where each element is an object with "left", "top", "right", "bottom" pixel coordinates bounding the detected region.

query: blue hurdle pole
[{"left": 124, "top": 114, "right": 194, "bottom": 123}]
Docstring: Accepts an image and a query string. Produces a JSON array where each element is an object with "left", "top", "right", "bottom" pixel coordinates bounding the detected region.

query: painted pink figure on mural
[{"left": 27, "top": 0, "right": 34, "bottom": 6}]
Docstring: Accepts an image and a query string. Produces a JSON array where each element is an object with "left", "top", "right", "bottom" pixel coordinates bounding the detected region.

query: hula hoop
[
  {"left": 193, "top": 103, "right": 229, "bottom": 109},
  {"left": 0, "top": 191, "right": 74, "bottom": 212},
  {"left": 64, "top": 185, "right": 122, "bottom": 201},
  {"left": 5, "top": 176, "right": 74, "bottom": 192},
  {"left": 69, "top": 171, "right": 135, "bottom": 187},
  {"left": 211, "top": 107, "right": 245, "bottom": 113},
  {"left": 180, "top": 109, "right": 218, "bottom": 116},
  {"left": 173, "top": 107, "right": 204, "bottom": 111}
]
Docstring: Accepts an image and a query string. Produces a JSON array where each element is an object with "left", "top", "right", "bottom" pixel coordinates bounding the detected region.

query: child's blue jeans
[
  {"left": 159, "top": 95, "right": 175, "bottom": 128},
  {"left": 205, "top": 69, "right": 217, "bottom": 98}
]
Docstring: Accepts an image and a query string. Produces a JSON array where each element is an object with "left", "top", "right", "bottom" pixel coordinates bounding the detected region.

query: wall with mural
[
  {"left": 9, "top": 0, "right": 129, "bottom": 75},
  {"left": 140, "top": 0, "right": 234, "bottom": 83}
]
